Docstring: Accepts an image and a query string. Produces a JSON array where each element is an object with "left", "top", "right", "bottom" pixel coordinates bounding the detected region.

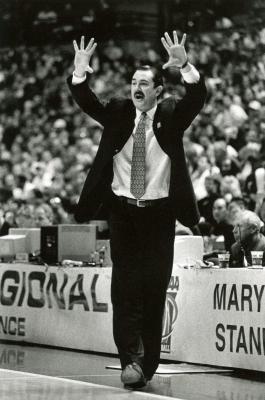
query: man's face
[
  {"left": 212, "top": 199, "right": 227, "bottom": 223},
  {"left": 233, "top": 221, "right": 251, "bottom": 243},
  {"left": 227, "top": 202, "right": 243, "bottom": 224},
  {"left": 205, "top": 177, "right": 217, "bottom": 195},
  {"left": 198, "top": 156, "right": 209, "bottom": 171},
  {"left": 34, "top": 208, "right": 51, "bottom": 227},
  {"left": 131, "top": 69, "right": 162, "bottom": 112},
  {"left": 221, "top": 158, "right": 232, "bottom": 174}
]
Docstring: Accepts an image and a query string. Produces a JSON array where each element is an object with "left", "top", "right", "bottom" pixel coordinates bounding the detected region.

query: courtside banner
[
  {"left": 1, "top": 263, "right": 265, "bottom": 372},
  {"left": 162, "top": 267, "right": 265, "bottom": 372},
  {"left": 0, "top": 264, "right": 116, "bottom": 354}
]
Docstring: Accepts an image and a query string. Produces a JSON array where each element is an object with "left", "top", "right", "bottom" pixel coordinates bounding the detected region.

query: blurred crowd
[{"left": 0, "top": 21, "right": 265, "bottom": 258}]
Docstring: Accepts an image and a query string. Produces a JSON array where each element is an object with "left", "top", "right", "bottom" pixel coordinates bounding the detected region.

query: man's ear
[
  {"left": 250, "top": 225, "right": 258, "bottom": 234},
  {"left": 156, "top": 85, "right": 163, "bottom": 97}
]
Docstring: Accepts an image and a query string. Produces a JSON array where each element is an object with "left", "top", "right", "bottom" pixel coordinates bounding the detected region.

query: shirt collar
[{"left": 135, "top": 104, "right": 157, "bottom": 121}]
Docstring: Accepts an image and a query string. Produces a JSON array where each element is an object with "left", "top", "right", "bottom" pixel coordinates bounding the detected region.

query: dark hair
[
  {"left": 229, "top": 197, "right": 246, "bottom": 208},
  {"left": 134, "top": 65, "right": 164, "bottom": 87}
]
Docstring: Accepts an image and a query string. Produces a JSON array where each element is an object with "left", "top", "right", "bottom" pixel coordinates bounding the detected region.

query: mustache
[{"left": 134, "top": 90, "right": 144, "bottom": 97}]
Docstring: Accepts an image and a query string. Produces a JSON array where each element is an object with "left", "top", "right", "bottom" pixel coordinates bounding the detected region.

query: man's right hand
[{"left": 73, "top": 36, "right": 97, "bottom": 77}]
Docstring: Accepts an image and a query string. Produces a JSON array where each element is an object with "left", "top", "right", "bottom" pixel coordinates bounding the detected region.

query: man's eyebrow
[{"left": 131, "top": 78, "right": 149, "bottom": 83}]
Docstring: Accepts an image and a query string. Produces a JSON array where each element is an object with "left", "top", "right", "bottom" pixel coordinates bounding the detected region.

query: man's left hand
[{"left": 161, "top": 31, "right": 187, "bottom": 69}]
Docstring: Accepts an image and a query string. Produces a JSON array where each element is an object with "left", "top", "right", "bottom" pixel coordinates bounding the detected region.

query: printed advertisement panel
[
  {"left": 0, "top": 264, "right": 116, "bottom": 353},
  {"left": 0, "top": 264, "right": 265, "bottom": 372},
  {"left": 162, "top": 267, "right": 265, "bottom": 372}
]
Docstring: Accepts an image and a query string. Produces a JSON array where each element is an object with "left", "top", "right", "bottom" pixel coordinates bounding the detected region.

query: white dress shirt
[
  {"left": 112, "top": 105, "right": 171, "bottom": 199},
  {"left": 72, "top": 65, "right": 200, "bottom": 199}
]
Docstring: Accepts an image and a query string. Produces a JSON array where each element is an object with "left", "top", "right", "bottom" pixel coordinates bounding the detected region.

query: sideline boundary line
[{"left": 0, "top": 368, "right": 185, "bottom": 400}]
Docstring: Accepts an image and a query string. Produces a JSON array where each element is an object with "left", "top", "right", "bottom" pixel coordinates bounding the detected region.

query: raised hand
[
  {"left": 161, "top": 31, "right": 187, "bottom": 69},
  {"left": 73, "top": 36, "right": 97, "bottom": 76}
]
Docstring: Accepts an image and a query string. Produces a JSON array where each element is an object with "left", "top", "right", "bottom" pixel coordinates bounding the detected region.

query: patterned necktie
[{"left": 130, "top": 112, "right": 147, "bottom": 199}]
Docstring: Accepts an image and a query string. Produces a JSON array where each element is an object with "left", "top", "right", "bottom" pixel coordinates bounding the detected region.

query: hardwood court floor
[{"left": 0, "top": 342, "right": 264, "bottom": 400}]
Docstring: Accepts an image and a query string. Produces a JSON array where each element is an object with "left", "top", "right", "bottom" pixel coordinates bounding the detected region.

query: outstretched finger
[
  {"left": 86, "top": 66, "right": 94, "bottom": 73},
  {"left": 162, "top": 61, "right": 171, "bottom": 70},
  {"left": 180, "top": 33, "right": 187, "bottom": 46},
  {"left": 85, "top": 37, "right": 95, "bottom": 51},
  {"left": 89, "top": 43, "right": 97, "bottom": 54},
  {"left": 161, "top": 37, "right": 170, "bottom": 52},
  {"left": 80, "top": 36, "right": 85, "bottom": 50},
  {"left": 164, "top": 32, "right": 173, "bottom": 46},
  {"left": 173, "top": 30, "right": 179, "bottom": 45},
  {"left": 73, "top": 40, "right": 79, "bottom": 52}
]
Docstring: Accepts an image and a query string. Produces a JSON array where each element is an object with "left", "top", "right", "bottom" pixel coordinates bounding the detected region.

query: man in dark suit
[
  {"left": 68, "top": 31, "right": 207, "bottom": 388},
  {"left": 210, "top": 197, "right": 235, "bottom": 251},
  {"left": 229, "top": 210, "right": 265, "bottom": 268}
]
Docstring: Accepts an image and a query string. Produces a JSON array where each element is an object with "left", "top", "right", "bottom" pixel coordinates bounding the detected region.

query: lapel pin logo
[{"left": 157, "top": 122, "right": 162, "bottom": 129}]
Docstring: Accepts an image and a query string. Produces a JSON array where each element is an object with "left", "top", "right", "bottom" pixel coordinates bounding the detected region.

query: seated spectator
[
  {"left": 15, "top": 203, "right": 35, "bottom": 228},
  {"left": 220, "top": 157, "right": 240, "bottom": 176},
  {"left": 210, "top": 197, "right": 235, "bottom": 251},
  {"left": 244, "top": 162, "right": 265, "bottom": 210},
  {"left": 256, "top": 196, "right": 265, "bottom": 236},
  {"left": 198, "top": 174, "right": 220, "bottom": 234},
  {"left": 227, "top": 197, "right": 247, "bottom": 226},
  {"left": 213, "top": 94, "right": 248, "bottom": 132},
  {"left": 34, "top": 204, "right": 54, "bottom": 227},
  {"left": 238, "top": 129, "right": 262, "bottom": 164},
  {"left": 49, "top": 196, "right": 72, "bottom": 224},
  {"left": 220, "top": 175, "right": 242, "bottom": 202},
  {"left": 229, "top": 210, "right": 265, "bottom": 267},
  {"left": 191, "top": 154, "right": 219, "bottom": 201},
  {"left": 0, "top": 210, "right": 16, "bottom": 235}
]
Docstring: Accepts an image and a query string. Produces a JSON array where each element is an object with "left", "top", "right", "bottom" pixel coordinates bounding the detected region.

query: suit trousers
[{"left": 108, "top": 193, "right": 176, "bottom": 378}]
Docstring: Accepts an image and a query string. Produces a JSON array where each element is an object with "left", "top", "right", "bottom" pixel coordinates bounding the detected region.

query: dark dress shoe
[{"left": 121, "top": 362, "right": 147, "bottom": 389}]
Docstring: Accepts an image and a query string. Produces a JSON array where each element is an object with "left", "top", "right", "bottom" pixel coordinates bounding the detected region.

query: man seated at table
[
  {"left": 227, "top": 196, "right": 247, "bottom": 226},
  {"left": 210, "top": 197, "right": 235, "bottom": 251},
  {"left": 229, "top": 210, "right": 265, "bottom": 268}
]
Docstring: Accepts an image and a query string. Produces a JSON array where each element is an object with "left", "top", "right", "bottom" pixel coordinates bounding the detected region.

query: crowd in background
[{"left": 0, "top": 18, "right": 265, "bottom": 254}]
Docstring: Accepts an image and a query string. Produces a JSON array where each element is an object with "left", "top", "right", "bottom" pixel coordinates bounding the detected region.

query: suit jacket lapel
[
  {"left": 115, "top": 101, "right": 136, "bottom": 149},
  {"left": 153, "top": 103, "right": 164, "bottom": 146},
  {"left": 123, "top": 102, "right": 136, "bottom": 142},
  {"left": 153, "top": 102, "right": 171, "bottom": 156},
  {"left": 153, "top": 103, "right": 161, "bottom": 135}
]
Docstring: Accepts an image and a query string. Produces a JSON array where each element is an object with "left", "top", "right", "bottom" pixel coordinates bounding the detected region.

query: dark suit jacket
[
  {"left": 210, "top": 221, "right": 235, "bottom": 251},
  {"left": 67, "top": 73, "right": 207, "bottom": 227},
  {"left": 229, "top": 235, "right": 265, "bottom": 268}
]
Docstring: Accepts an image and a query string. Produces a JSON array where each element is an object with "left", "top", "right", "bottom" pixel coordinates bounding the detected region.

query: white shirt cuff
[
  {"left": 72, "top": 72, "right": 86, "bottom": 85},
  {"left": 180, "top": 64, "right": 200, "bottom": 84}
]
